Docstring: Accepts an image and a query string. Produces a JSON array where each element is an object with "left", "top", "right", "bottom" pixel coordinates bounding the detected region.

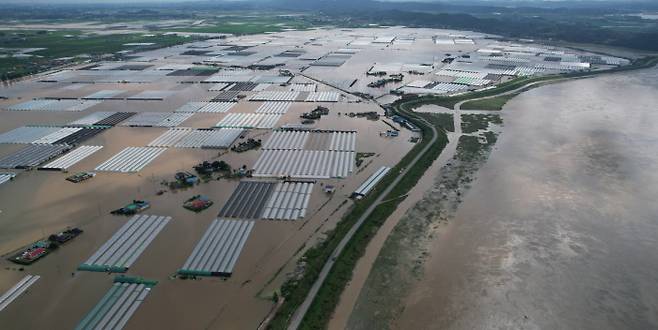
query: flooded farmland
[
  {"left": 0, "top": 23, "right": 647, "bottom": 329},
  {"left": 387, "top": 67, "right": 658, "bottom": 329}
]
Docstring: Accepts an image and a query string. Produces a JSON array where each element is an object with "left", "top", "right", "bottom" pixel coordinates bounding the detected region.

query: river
[{"left": 395, "top": 67, "right": 658, "bottom": 329}]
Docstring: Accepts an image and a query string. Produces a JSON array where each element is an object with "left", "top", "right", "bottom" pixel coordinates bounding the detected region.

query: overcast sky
[
  {"left": 0, "top": 0, "right": 652, "bottom": 3},
  {"left": 0, "top": 0, "right": 489, "bottom": 3}
]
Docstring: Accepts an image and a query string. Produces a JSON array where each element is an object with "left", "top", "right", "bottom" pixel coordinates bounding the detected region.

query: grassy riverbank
[{"left": 460, "top": 93, "right": 517, "bottom": 111}]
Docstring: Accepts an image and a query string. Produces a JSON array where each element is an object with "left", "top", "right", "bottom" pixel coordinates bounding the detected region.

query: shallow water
[{"left": 397, "top": 67, "right": 658, "bottom": 329}]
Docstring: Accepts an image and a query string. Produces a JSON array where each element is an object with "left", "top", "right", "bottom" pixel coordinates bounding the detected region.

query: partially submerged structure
[
  {"left": 66, "top": 172, "right": 96, "bottom": 183},
  {"left": 353, "top": 166, "right": 391, "bottom": 199},
  {"left": 183, "top": 195, "right": 214, "bottom": 212},
  {"left": 75, "top": 276, "right": 157, "bottom": 330},
  {"left": 78, "top": 214, "right": 170, "bottom": 273},
  {"left": 9, "top": 228, "right": 83, "bottom": 265},
  {"left": 95, "top": 147, "right": 167, "bottom": 173},
  {"left": 111, "top": 200, "right": 151, "bottom": 216},
  {"left": 0, "top": 172, "right": 15, "bottom": 185},
  {"left": 178, "top": 219, "right": 254, "bottom": 277},
  {"left": 0, "top": 275, "right": 40, "bottom": 312}
]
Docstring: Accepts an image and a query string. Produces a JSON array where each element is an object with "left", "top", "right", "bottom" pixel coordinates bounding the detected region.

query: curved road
[{"left": 287, "top": 104, "right": 439, "bottom": 330}]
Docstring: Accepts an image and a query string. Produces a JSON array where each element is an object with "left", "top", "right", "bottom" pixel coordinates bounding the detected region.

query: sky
[{"left": 1, "top": 0, "right": 654, "bottom": 4}]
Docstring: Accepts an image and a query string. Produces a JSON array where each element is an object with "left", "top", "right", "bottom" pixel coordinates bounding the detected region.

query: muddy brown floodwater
[{"left": 395, "top": 67, "right": 658, "bottom": 329}]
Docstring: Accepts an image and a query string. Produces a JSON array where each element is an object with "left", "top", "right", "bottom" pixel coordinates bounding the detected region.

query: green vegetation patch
[
  {"left": 0, "top": 30, "right": 193, "bottom": 58},
  {"left": 460, "top": 93, "right": 519, "bottom": 111},
  {"left": 421, "top": 112, "right": 455, "bottom": 132},
  {"left": 0, "top": 29, "right": 202, "bottom": 80},
  {"left": 164, "top": 14, "right": 315, "bottom": 35},
  {"left": 461, "top": 114, "right": 502, "bottom": 134}
]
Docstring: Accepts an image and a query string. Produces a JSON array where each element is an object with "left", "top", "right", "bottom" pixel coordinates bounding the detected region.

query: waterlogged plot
[
  {"left": 261, "top": 181, "right": 314, "bottom": 220},
  {"left": 4, "top": 100, "right": 55, "bottom": 111},
  {"left": 218, "top": 181, "right": 277, "bottom": 219},
  {"left": 227, "top": 82, "right": 259, "bottom": 91},
  {"left": 175, "top": 102, "right": 206, "bottom": 113},
  {"left": 148, "top": 128, "right": 242, "bottom": 148},
  {"left": 454, "top": 38, "right": 475, "bottom": 45},
  {"left": 82, "top": 90, "right": 125, "bottom": 100},
  {"left": 121, "top": 112, "right": 193, "bottom": 127},
  {"left": 263, "top": 130, "right": 310, "bottom": 150},
  {"left": 204, "top": 75, "right": 254, "bottom": 83},
  {"left": 121, "top": 112, "right": 172, "bottom": 127},
  {"left": 32, "top": 127, "right": 83, "bottom": 144},
  {"left": 40, "top": 145, "right": 103, "bottom": 171},
  {"left": 69, "top": 112, "right": 117, "bottom": 126},
  {"left": 0, "top": 173, "right": 15, "bottom": 185},
  {"left": 251, "top": 75, "right": 291, "bottom": 84},
  {"left": 305, "top": 91, "right": 341, "bottom": 102},
  {"left": 147, "top": 128, "right": 193, "bottom": 147},
  {"left": 177, "top": 101, "right": 236, "bottom": 113},
  {"left": 208, "top": 83, "right": 230, "bottom": 91},
  {"left": 218, "top": 114, "right": 265, "bottom": 128},
  {"left": 176, "top": 129, "right": 243, "bottom": 149},
  {"left": 262, "top": 130, "right": 356, "bottom": 151},
  {"left": 197, "top": 102, "right": 236, "bottom": 113},
  {"left": 289, "top": 83, "right": 316, "bottom": 92},
  {"left": 75, "top": 280, "right": 155, "bottom": 330},
  {"left": 0, "top": 144, "right": 70, "bottom": 169},
  {"left": 435, "top": 69, "right": 488, "bottom": 79},
  {"left": 78, "top": 215, "right": 171, "bottom": 273},
  {"left": 0, "top": 275, "right": 40, "bottom": 312},
  {"left": 178, "top": 219, "right": 254, "bottom": 277},
  {"left": 211, "top": 90, "right": 241, "bottom": 102},
  {"left": 126, "top": 90, "right": 175, "bottom": 100},
  {"left": 433, "top": 38, "right": 455, "bottom": 45},
  {"left": 249, "top": 91, "right": 301, "bottom": 102},
  {"left": 431, "top": 82, "right": 469, "bottom": 93},
  {"left": 5, "top": 99, "right": 101, "bottom": 112},
  {"left": 51, "top": 127, "right": 107, "bottom": 145},
  {"left": 172, "top": 130, "right": 212, "bottom": 148},
  {"left": 354, "top": 166, "right": 391, "bottom": 198},
  {"left": 94, "top": 112, "right": 136, "bottom": 126},
  {"left": 257, "top": 114, "right": 282, "bottom": 129},
  {"left": 95, "top": 147, "right": 166, "bottom": 173},
  {"left": 215, "top": 113, "right": 280, "bottom": 129},
  {"left": 329, "top": 131, "right": 357, "bottom": 151},
  {"left": 0, "top": 126, "right": 61, "bottom": 144},
  {"left": 252, "top": 150, "right": 354, "bottom": 178},
  {"left": 256, "top": 102, "right": 292, "bottom": 114},
  {"left": 252, "top": 83, "right": 272, "bottom": 92}
]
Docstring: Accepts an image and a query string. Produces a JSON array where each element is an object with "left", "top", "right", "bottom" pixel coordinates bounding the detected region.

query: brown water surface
[{"left": 397, "top": 67, "right": 658, "bottom": 329}]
